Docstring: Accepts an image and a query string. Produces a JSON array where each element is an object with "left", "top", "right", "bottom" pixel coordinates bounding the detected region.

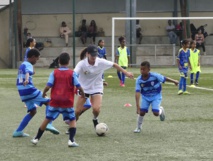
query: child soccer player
[
  {"left": 189, "top": 40, "right": 201, "bottom": 86},
  {"left": 116, "top": 36, "right": 130, "bottom": 87},
  {"left": 31, "top": 52, "right": 84, "bottom": 147},
  {"left": 13, "top": 49, "right": 58, "bottom": 137},
  {"left": 134, "top": 61, "right": 178, "bottom": 133},
  {"left": 177, "top": 39, "right": 191, "bottom": 95}
]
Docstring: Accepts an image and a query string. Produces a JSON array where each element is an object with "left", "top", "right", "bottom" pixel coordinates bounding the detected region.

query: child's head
[
  {"left": 26, "top": 38, "right": 36, "bottom": 48},
  {"left": 98, "top": 39, "right": 104, "bottom": 47},
  {"left": 80, "top": 48, "right": 88, "bottom": 60},
  {"left": 61, "top": 21, "right": 66, "bottom": 27},
  {"left": 118, "top": 36, "right": 125, "bottom": 47},
  {"left": 59, "top": 52, "right": 70, "bottom": 66},
  {"left": 140, "top": 61, "right": 150, "bottom": 76},
  {"left": 190, "top": 40, "right": 196, "bottom": 49},
  {"left": 181, "top": 39, "right": 190, "bottom": 49},
  {"left": 27, "top": 48, "right": 40, "bottom": 65}
]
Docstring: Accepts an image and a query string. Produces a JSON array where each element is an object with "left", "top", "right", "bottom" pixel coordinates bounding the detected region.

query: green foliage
[{"left": 0, "top": 67, "right": 213, "bottom": 161}]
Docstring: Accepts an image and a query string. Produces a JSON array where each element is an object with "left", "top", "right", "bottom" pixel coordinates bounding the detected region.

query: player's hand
[
  {"left": 174, "top": 80, "right": 179, "bottom": 86},
  {"left": 42, "top": 93, "right": 47, "bottom": 98},
  {"left": 23, "top": 80, "right": 29, "bottom": 86},
  {"left": 103, "top": 81, "right": 108, "bottom": 86},
  {"left": 126, "top": 72, "right": 134, "bottom": 79}
]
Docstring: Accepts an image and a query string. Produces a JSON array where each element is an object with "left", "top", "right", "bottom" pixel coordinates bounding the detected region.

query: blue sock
[
  {"left": 122, "top": 72, "right": 125, "bottom": 84},
  {"left": 179, "top": 77, "right": 184, "bottom": 90},
  {"left": 183, "top": 78, "right": 187, "bottom": 91},
  {"left": 190, "top": 73, "right": 194, "bottom": 84},
  {"left": 195, "top": 72, "right": 200, "bottom": 82},
  {"left": 117, "top": 71, "right": 121, "bottom": 81},
  {"left": 16, "top": 113, "right": 33, "bottom": 132}
]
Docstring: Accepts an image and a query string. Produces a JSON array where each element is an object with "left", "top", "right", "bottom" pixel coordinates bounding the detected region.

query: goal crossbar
[{"left": 111, "top": 17, "right": 213, "bottom": 63}]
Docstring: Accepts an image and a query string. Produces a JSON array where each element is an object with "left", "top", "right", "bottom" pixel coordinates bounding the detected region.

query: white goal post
[{"left": 111, "top": 17, "right": 213, "bottom": 63}]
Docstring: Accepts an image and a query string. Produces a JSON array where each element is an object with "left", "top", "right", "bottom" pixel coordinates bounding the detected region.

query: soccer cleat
[
  {"left": 121, "top": 84, "right": 125, "bottom": 87},
  {"left": 195, "top": 82, "right": 199, "bottom": 85},
  {"left": 93, "top": 119, "right": 99, "bottom": 128},
  {"left": 31, "top": 138, "right": 39, "bottom": 145},
  {"left": 177, "top": 90, "right": 183, "bottom": 95},
  {"left": 13, "top": 131, "right": 29, "bottom": 137},
  {"left": 190, "top": 84, "right": 195, "bottom": 88},
  {"left": 183, "top": 91, "right": 190, "bottom": 95},
  {"left": 119, "top": 80, "right": 123, "bottom": 86},
  {"left": 159, "top": 106, "right": 165, "bottom": 121},
  {"left": 133, "top": 128, "right": 141, "bottom": 133},
  {"left": 68, "top": 140, "right": 79, "bottom": 147},
  {"left": 46, "top": 124, "right": 60, "bottom": 135}
]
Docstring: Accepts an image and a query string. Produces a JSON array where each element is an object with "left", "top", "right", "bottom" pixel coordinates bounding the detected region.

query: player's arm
[
  {"left": 113, "top": 63, "right": 134, "bottom": 79},
  {"left": 42, "top": 86, "right": 51, "bottom": 98},
  {"left": 135, "top": 92, "right": 141, "bottom": 114},
  {"left": 23, "top": 72, "right": 29, "bottom": 86},
  {"left": 165, "top": 77, "right": 179, "bottom": 86}
]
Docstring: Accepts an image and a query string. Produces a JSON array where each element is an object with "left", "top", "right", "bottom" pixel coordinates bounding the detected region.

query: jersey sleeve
[
  {"left": 155, "top": 73, "right": 166, "bottom": 83},
  {"left": 126, "top": 47, "right": 130, "bottom": 56},
  {"left": 176, "top": 49, "right": 181, "bottom": 60},
  {"left": 100, "top": 59, "right": 114, "bottom": 70},
  {"left": 46, "top": 71, "right": 54, "bottom": 87},
  {"left": 74, "top": 61, "right": 83, "bottom": 74},
  {"left": 135, "top": 76, "right": 141, "bottom": 92},
  {"left": 73, "top": 71, "right": 81, "bottom": 87}
]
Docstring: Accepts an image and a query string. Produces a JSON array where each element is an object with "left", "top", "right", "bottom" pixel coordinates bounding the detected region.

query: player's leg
[
  {"left": 183, "top": 73, "right": 190, "bottom": 94},
  {"left": 151, "top": 94, "right": 165, "bottom": 121},
  {"left": 65, "top": 108, "right": 79, "bottom": 147},
  {"left": 90, "top": 94, "right": 102, "bottom": 127},
  {"left": 13, "top": 101, "right": 37, "bottom": 137},
  {"left": 117, "top": 70, "right": 122, "bottom": 86},
  {"left": 75, "top": 95, "right": 87, "bottom": 121},
  {"left": 195, "top": 71, "right": 200, "bottom": 85},
  {"left": 178, "top": 71, "right": 185, "bottom": 95},
  {"left": 190, "top": 72, "right": 194, "bottom": 85},
  {"left": 134, "top": 97, "right": 149, "bottom": 133}
]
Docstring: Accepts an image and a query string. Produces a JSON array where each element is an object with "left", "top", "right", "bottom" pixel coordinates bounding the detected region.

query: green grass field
[{"left": 1, "top": 67, "right": 213, "bottom": 161}]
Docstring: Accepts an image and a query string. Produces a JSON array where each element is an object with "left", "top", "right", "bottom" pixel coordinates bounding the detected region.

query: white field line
[{"left": 165, "top": 82, "right": 213, "bottom": 92}]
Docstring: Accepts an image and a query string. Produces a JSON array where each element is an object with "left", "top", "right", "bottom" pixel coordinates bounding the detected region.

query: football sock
[
  {"left": 195, "top": 72, "right": 200, "bottom": 82},
  {"left": 183, "top": 78, "right": 186, "bottom": 91},
  {"left": 159, "top": 108, "right": 162, "bottom": 115},
  {"left": 117, "top": 71, "right": 121, "bottom": 81},
  {"left": 121, "top": 72, "right": 125, "bottom": 84},
  {"left": 137, "top": 115, "right": 143, "bottom": 129},
  {"left": 190, "top": 73, "right": 194, "bottom": 84},
  {"left": 178, "top": 77, "right": 184, "bottom": 90},
  {"left": 16, "top": 113, "right": 33, "bottom": 132},
  {"left": 35, "top": 128, "right": 44, "bottom": 140},
  {"left": 69, "top": 128, "right": 76, "bottom": 142}
]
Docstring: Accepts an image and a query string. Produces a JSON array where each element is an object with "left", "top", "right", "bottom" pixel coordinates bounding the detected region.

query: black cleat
[{"left": 93, "top": 119, "right": 99, "bottom": 128}]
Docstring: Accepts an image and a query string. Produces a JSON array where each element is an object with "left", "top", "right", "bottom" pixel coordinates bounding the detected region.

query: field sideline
[{"left": 0, "top": 67, "right": 213, "bottom": 161}]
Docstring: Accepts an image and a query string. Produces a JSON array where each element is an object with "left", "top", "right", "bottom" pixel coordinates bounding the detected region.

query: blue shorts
[
  {"left": 24, "top": 93, "right": 50, "bottom": 112},
  {"left": 46, "top": 106, "right": 75, "bottom": 121},
  {"left": 141, "top": 93, "right": 162, "bottom": 113},
  {"left": 83, "top": 98, "right": 92, "bottom": 108}
]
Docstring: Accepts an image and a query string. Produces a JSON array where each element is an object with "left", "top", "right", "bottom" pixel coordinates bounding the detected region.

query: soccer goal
[{"left": 111, "top": 17, "right": 213, "bottom": 66}]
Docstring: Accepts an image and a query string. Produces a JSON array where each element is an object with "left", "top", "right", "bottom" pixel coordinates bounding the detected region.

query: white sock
[
  {"left": 137, "top": 115, "right": 143, "bottom": 129},
  {"left": 93, "top": 116, "right": 98, "bottom": 120},
  {"left": 159, "top": 108, "right": 162, "bottom": 115}
]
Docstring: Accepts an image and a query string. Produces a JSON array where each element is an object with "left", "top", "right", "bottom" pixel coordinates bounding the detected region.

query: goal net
[{"left": 111, "top": 17, "right": 213, "bottom": 66}]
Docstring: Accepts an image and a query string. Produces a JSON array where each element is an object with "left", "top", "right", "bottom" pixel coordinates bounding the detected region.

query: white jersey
[{"left": 74, "top": 57, "right": 113, "bottom": 94}]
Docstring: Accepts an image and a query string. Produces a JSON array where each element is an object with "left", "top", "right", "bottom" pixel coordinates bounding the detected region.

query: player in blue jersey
[
  {"left": 177, "top": 39, "right": 191, "bottom": 95},
  {"left": 133, "top": 61, "right": 178, "bottom": 133},
  {"left": 13, "top": 49, "right": 59, "bottom": 137}
]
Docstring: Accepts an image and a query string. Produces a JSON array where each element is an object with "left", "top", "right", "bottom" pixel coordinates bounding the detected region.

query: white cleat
[
  {"left": 68, "top": 140, "right": 79, "bottom": 147},
  {"left": 31, "top": 138, "right": 39, "bottom": 145},
  {"left": 133, "top": 128, "right": 141, "bottom": 133},
  {"left": 160, "top": 106, "right": 165, "bottom": 121}
]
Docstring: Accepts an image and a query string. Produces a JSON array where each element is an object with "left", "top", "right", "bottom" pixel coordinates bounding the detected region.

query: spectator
[
  {"left": 136, "top": 20, "right": 142, "bottom": 44},
  {"left": 195, "top": 29, "right": 206, "bottom": 55},
  {"left": 175, "top": 22, "right": 183, "bottom": 42},
  {"left": 87, "top": 20, "right": 97, "bottom": 44},
  {"left": 79, "top": 19, "right": 88, "bottom": 45},
  {"left": 59, "top": 21, "right": 71, "bottom": 47},
  {"left": 166, "top": 20, "right": 177, "bottom": 44}
]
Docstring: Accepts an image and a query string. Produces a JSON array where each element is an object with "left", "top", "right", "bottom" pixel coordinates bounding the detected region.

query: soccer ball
[{"left": 95, "top": 123, "right": 109, "bottom": 136}]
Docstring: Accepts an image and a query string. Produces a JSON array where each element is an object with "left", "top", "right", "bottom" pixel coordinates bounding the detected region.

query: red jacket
[{"left": 50, "top": 69, "right": 75, "bottom": 108}]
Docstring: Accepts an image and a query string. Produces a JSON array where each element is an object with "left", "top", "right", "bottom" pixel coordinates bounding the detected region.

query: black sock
[
  {"left": 35, "top": 128, "right": 44, "bottom": 140},
  {"left": 69, "top": 127, "right": 76, "bottom": 142}
]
